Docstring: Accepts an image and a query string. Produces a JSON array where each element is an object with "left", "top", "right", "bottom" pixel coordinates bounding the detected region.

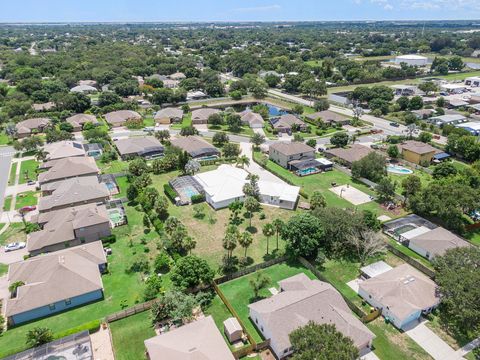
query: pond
[{"left": 226, "top": 103, "right": 289, "bottom": 117}]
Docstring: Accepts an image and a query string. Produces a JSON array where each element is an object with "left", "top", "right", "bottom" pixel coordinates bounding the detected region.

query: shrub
[
  {"left": 101, "top": 235, "right": 117, "bottom": 245},
  {"left": 125, "top": 256, "right": 150, "bottom": 274},
  {"left": 190, "top": 194, "right": 205, "bottom": 204},
  {"left": 54, "top": 320, "right": 101, "bottom": 339},
  {"left": 154, "top": 252, "right": 172, "bottom": 274},
  {"left": 163, "top": 183, "right": 177, "bottom": 202},
  {"left": 299, "top": 189, "right": 309, "bottom": 199}
]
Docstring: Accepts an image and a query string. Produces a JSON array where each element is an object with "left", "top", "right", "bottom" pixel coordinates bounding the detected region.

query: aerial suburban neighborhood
[{"left": 0, "top": 2, "right": 479, "bottom": 360}]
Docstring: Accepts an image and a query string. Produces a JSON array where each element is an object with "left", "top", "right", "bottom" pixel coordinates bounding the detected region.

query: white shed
[{"left": 223, "top": 317, "right": 243, "bottom": 343}]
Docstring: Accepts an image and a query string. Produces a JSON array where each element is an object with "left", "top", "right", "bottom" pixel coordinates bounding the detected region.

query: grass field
[
  {"left": 0, "top": 263, "right": 7, "bottom": 276},
  {"left": 387, "top": 238, "right": 434, "bottom": 269},
  {"left": 114, "top": 176, "right": 129, "bottom": 198},
  {"left": 0, "top": 132, "right": 10, "bottom": 145},
  {"left": 0, "top": 223, "right": 26, "bottom": 246},
  {"left": 8, "top": 162, "right": 17, "bottom": 185},
  {"left": 218, "top": 261, "right": 316, "bottom": 343},
  {"left": 15, "top": 191, "right": 39, "bottom": 210},
  {"left": 18, "top": 159, "right": 39, "bottom": 185},
  {"left": 465, "top": 229, "right": 480, "bottom": 246},
  {"left": 3, "top": 195, "right": 12, "bottom": 211},
  {"left": 110, "top": 311, "right": 154, "bottom": 360},
  {"left": 97, "top": 159, "right": 129, "bottom": 174},
  {"left": 388, "top": 168, "right": 432, "bottom": 195}
]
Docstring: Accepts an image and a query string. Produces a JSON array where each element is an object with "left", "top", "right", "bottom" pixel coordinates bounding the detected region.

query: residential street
[{"left": 0, "top": 146, "right": 15, "bottom": 215}]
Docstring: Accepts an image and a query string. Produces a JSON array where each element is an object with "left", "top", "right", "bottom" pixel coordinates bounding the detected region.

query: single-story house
[
  {"left": 32, "top": 102, "right": 55, "bottom": 112},
  {"left": 223, "top": 317, "right": 243, "bottom": 343},
  {"left": 448, "top": 99, "right": 470, "bottom": 109},
  {"left": 407, "top": 227, "right": 471, "bottom": 260},
  {"left": 43, "top": 141, "right": 86, "bottom": 161},
  {"left": 83, "top": 143, "right": 104, "bottom": 159},
  {"left": 144, "top": 316, "right": 235, "bottom": 360},
  {"left": 191, "top": 108, "right": 221, "bottom": 124},
  {"left": 154, "top": 107, "right": 184, "bottom": 124},
  {"left": 391, "top": 85, "right": 420, "bottom": 96},
  {"left": 40, "top": 175, "right": 100, "bottom": 196},
  {"left": 5, "top": 241, "right": 106, "bottom": 326},
  {"left": 328, "top": 91, "right": 353, "bottom": 106},
  {"left": 114, "top": 136, "right": 164, "bottom": 160},
  {"left": 440, "top": 83, "right": 468, "bottom": 94},
  {"left": 269, "top": 142, "right": 316, "bottom": 169},
  {"left": 411, "top": 109, "right": 434, "bottom": 120},
  {"left": 78, "top": 80, "right": 98, "bottom": 87},
  {"left": 104, "top": 110, "right": 142, "bottom": 127},
  {"left": 66, "top": 114, "right": 98, "bottom": 131},
  {"left": 70, "top": 84, "right": 97, "bottom": 93},
  {"left": 194, "top": 164, "right": 300, "bottom": 210},
  {"left": 186, "top": 90, "right": 208, "bottom": 101},
  {"left": 38, "top": 157, "right": 99, "bottom": 185},
  {"left": 38, "top": 180, "right": 110, "bottom": 213},
  {"left": 27, "top": 204, "right": 111, "bottom": 256},
  {"left": 239, "top": 111, "right": 265, "bottom": 128},
  {"left": 397, "top": 140, "right": 437, "bottom": 165},
  {"left": 162, "top": 79, "right": 180, "bottom": 89},
  {"left": 455, "top": 121, "right": 480, "bottom": 136},
  {"left": 270, "top": 114, "right": 307, "bottom": 133},
  {"left": 306, "top": 110, "right": 350, "bottom": 126},
  {"left": 170, "top": 136, "right": 220, "bottom": 159},
  {"left": 249, "top": 273, "right": 375, "bottom": 359},
  {"left": 324, "top": 144, "right": 374, "bottom": 167},
  {"left": 428, "top": 114, "right": 467, "bottom": 127},
  {"left": 15, "top": 118, "right": 51, "bottom": 138},
  {"left": 169, "top": 72, "right": 186, "bottom": 81},
  {"left": 358, "top": 264, "right": 440, "bottom": 330}
]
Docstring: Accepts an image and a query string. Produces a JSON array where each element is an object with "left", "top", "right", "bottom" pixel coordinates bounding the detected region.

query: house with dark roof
[
  {"left": 5, "top": 242, "right": 107, "bottom": 326},
  {"left": 154, "top": 108, "right": 184, "bottom": 124},
  {"left": 170, "top": 136, "right": 220, "bottom": 159},
  {"left": 15, "top": 118, "right": 51, "bottom": 138},
  {"left": 27, "top": 204, "right": 111, "bottom": 256},
  {"left": 66, "top": 114, "right": 98, "bottom": 131},
  {"left": 270, "top": 114, "right": 306, "bottom": 133},
  {"left": 324, "top": 144, "right": 374, "bottom": 167},
  {"left": 249, "top": 273, "right": 375, "bottom": 358},
  {"left": 114, "top": 136, "right": 164, "bottom": 160},
  {"left": 269, "top": 142, "right": 315, "bottom": 169},
  {"left": 104, "top": 110, "right": 142, "bottom": 127},
  {"left": 191, "top": 108, "right": 221, "bottom": 124}
]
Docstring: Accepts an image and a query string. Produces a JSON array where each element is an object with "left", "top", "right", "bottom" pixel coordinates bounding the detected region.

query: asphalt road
[{"left": 0, "top": 146, "right": 15, "bottom": 216}]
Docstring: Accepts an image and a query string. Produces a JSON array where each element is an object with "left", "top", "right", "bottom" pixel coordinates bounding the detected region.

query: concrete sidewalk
[{"left": 404, "top": 320, "right": 463, "bottom": 360}]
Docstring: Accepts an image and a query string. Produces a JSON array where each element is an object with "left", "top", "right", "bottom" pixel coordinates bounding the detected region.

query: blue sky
[{"left": 1, "top": 0, "right": 480, "bottom": 22}]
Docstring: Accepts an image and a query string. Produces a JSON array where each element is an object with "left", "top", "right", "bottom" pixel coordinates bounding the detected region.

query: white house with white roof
[{"left": 193, "top": 165, "right": 300, "bottom": 210}]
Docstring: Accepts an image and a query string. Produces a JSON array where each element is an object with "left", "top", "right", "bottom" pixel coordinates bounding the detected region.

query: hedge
[
  {"left": 101, "top": 235, "right": 117, "bottom": 245},
  {"left": 54, "top": 319, "right": 101, "bottom": 339},
  {"left": 191, "top": 194, "right": 205, "bottom": 204},
  {"left": 164, "top": 183, "right": 177, "bottom": 202}
]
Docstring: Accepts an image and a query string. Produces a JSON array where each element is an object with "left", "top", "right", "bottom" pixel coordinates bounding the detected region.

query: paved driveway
[
  {"left": 239, "top": 142, "right": 285, "bottom": 185},
  {"left": 404, "top": 320, "right": 463, "bottom": 360},
  {"left": 0, "top": 147, "right": 14, "bottom": 214},
  {"left": 0, "top": 247, "right": 28, "bottom": 265}
]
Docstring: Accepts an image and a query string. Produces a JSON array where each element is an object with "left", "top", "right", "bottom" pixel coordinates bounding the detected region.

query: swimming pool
[
  {"left": 199, "top": 155, "right": 219, "bottom": 161},
  {"left": 183, "top": 186, "right": 198, "bottom": 198},
  {"left": 387, "top": 165, "right": 413, "bottom": 175},
  {"left": 105, "top": 182, "right": 117, "bottom": 191},
  {"left": 296, "top": 167, "right": 319, "bottom": 176}
]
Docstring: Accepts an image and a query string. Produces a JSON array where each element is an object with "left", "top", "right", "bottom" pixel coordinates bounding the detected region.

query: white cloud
[{"left": 355, "top": 0, "right": 480, "bottom": 11}]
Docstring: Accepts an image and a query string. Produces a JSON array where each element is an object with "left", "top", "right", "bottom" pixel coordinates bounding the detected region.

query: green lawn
[
  {"left": 114, "top": 176, "right": 129, "bottom": 198},
  {"left": 0, "top": 203, "right": 164, "bottom": 358},
  {"left": 0, "top": 263, "right": 8, "bottom": 276},
  {"left": 0, "top": 131, "right": 10, "bottom": 145},
  {"left": 0, "top": 223, "right": 26, "bottom": 246},
  {"left": 171, "top": 113, "right": 193, "bottom": 130},
  {"left": 218, "top": 261, "right": 316, "bottom": 343},
  {"left": 8, "top": 162, "right": 17, "bottom": 185},
  {"left": 465, "top": 229, "right": 480, "bottom": 246},
  {"left": 208, "top": 124, "right": 254, "bottom": 137},
  {"left": 367, "top": 318, "right": 433, "bottom": 360},
  {"left": 110, "top": 311, "right": 155, "bottom": 360},
  {"left": 18, "top": 159, "right": 39, "bottom": 184},
  {"left": 15, "top": 191, "right": 39, "bottom": 210},
  {"left": 388, "top": 168, "right": 432, "bottom": 195},
  {"left": 143, "top": 115, "right": 155, "bottom": 127},
  {"left": 97, "top": 160, "right": 129, "bottom": 174},
  {"left": 3, "top": 195, "right": 12, "bottom": 211},
  {"left": 204, "top": 295, "right": 242, "bottom": 350},
  {"left": 387, "top": 238, "right": 434, "bottom": 269},
  {"left": 253, "top": 151, "right": 402, "bottom": 217}
]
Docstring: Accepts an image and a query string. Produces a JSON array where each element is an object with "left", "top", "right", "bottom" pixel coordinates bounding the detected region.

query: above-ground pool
[{"left": 387, "top": 165, "right": 413, "bottom": 175}]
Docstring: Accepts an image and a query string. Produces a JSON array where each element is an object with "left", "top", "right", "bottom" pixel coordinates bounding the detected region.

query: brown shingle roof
[
  {"left": 325, "top": 144, "right": 374, "bottom": 164},
  {"left": 154, "top": 107, "right": 184, "bottom": 120},
  {"left": 191, "top": 108, "right": 221, "bottom": 122},
  {"left": 15, "top": 118, "right": 51, "bottom": 135},
  {"left": 359, "top": 264, "right": 439, "bottom": 322},
  {"left": 249, "top": 273, "right": 375, "bottom": 352},
  {"left": 269, "top": 142, "right": 315, "bottom": 156},
  {"left": 114, "top": 136, "right": 163, "bottom": 156},
  {"left": 409, "top": 227, "right": 471, "bottom": 258},
  {"left": 104, "top": 110, "right": 141, "bottom": 125},
  {"left": 306, "top": 110, "right": 349, "bottom": 123},
  {"left": 38, "top": 157, "right": 99, "bottom": 185},
  {"left": 44, "top": 141, "right": 86, "bottom": 161},
  {"left": 272, "top": 114, "right": 305, "bottom": 129},
  {"left": 6, "top": 242, "right": 106, "bottom": 317},
  {"left": 398, "top": 140, "right": 437, "bottom": 155},
  {"left": 170, "top": 136, "right": 219, "bottom": 158},
  {"left": 144, "top": 316, "right": 235, "bottom": 360},
  {"left": 66, "top": 114, "right": 98, "bottom": 128}
]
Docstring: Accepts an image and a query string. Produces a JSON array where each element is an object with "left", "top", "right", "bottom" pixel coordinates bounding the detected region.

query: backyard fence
[
  {"left": 298, "top": 257, "right": 368, "bottom": 319},
  {"left": 105, "top": 299, "right": 157, "bottom": 323},
  {"left": 215, "top": 256, "right": 289, "bottom": 285},
  {"left": 386, "top": 244, "right": 436, "bottom": 279},
  {"left": 466, "top": 222, "right": 480, "bottom": 231}
]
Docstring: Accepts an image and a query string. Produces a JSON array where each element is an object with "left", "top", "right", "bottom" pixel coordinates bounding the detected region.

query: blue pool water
[
  {"left": 199, "top": 155, "right": 219, "bottom": 161},
  {"left": 266, "top": 104, "right": 288, "bottom": 117},
  {"left": 297, "top": 167, "right": 318, "bottom": 176},
  {"left": 387, "top": 165, "right": 413, "bottom": 175},
  {"left": 183, "top": 187, "right": 198, "bottom": 198},
  {"left": 106, "top": 182, "right": 117, "bottom": 191}
]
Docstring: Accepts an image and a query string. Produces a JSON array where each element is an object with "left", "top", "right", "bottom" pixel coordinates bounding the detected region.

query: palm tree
[
  {"left": 244, "top": 196, "right": 260, "bottom": 228},
  {"left": 223, "top": 225, "right": 239, "bottom": 260},
  {"left": 34, "top": 149, "right": 49, "bottom": 162},
  {"left": 272, "top": 218, "right": 284, "bottom": 250},
  {"left": 262, "top": 223, "right": 275, "bottom": 255},
  {"left": 239, "top": 231, "right": 253, "bottom": 258},
  {"left": 236, "top": 155, "right": 250, "bottom": 169}
]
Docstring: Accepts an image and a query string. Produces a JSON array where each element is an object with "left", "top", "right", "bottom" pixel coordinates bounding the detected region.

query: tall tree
[{"left": 262, "top": 223, "right": 275, "bottom": 255}]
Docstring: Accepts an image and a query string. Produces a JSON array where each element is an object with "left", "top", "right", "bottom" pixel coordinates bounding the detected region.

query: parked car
[
  {"left": 143, "top": 126, "right": 154, "bottom": 132},
  {"left": 389, "top": 122, "right": 400, "bottom": 127},
  {"left": 19, "top": 205, "right": 36, "bottom": 213},
  {"left": 4, "top": 242, "right": 26, "bottom": 252},
  {"left": 27, "top": 180, "right": 36, "bottom": 185}
]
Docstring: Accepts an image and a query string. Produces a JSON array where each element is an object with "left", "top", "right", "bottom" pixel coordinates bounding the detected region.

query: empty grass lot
[
  {"left": 0, "top": 204, "right": 164, "bottom": 358},
  {"left": 0, "top": 223, "right": 26, "bottom": 246},
  {"left": 218, "top": 261, "right": 316, "bottom": 343},
  {"left": 18, "top": 159, "right": 38, "bottom": 184},
  {"left": 97, "top": 159, "right": 129, "bottom": 174},
  {"left": 110, "top": 311, "right": 155, "bottom": 360}
]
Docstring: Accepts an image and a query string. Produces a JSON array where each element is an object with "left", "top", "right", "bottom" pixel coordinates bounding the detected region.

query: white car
[{"left": 4, "top": 242, "right": 26, "bottom": 252}]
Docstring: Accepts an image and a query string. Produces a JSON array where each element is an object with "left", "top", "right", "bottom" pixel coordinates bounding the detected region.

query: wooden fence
[
  {"left": 105, "top": 299, "right": 157, "bottom": 323},
  {"left": 466, "top": 222, "right": 480, "bottom": 231},
  {"left": 386, "top": 244, "right": 436, "bottom": 279}
]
